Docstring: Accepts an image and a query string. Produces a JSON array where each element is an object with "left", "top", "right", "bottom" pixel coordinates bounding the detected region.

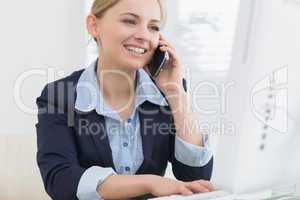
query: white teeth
[{"left": 125, "top": 46, "right": 146, "bottom": 54}]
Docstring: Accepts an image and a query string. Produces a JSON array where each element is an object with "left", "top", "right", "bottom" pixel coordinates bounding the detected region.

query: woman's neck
[{"left": 96, "top": 60, "right": 137, "bottom": 101}]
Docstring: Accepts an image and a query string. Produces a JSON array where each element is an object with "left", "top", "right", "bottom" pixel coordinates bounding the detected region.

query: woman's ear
[{"left": 86, "top": 14, "right": 100, "bottom": 44}]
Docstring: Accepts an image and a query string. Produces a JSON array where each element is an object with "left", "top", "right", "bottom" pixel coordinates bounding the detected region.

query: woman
[{"left": 36, "top": 0, "right": 214, "bottom": 199}]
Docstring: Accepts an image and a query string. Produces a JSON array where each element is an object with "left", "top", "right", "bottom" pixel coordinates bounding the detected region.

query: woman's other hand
[{"left": 147, "top": 175, "right": 215, "bottom": 197}]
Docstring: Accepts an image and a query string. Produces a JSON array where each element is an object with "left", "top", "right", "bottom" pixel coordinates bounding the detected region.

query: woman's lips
[{"left": 123, "top": 45, "right": 146, "bottom": 58}]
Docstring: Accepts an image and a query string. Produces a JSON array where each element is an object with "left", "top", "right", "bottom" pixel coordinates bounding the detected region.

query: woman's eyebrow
[{"left": 120, "top": 12, "right": 160, "bottom": 23}]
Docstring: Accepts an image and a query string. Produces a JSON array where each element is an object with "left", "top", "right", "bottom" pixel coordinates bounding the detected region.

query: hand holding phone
[{"left": 148, "top": 46, "right": 169, "bottom": 78}]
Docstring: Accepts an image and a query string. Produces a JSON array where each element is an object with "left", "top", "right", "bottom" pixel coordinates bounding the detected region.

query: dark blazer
[{"left": 36, "top": 69, "right": 213, "bottom": 200}]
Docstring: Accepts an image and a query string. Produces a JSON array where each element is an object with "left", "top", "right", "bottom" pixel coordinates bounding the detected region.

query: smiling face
[{"left": 88, "top": 0, "right": 162, "bottom": 71}]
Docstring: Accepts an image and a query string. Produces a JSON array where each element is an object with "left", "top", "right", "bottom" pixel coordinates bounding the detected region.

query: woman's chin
[{"left": 124, "top": 62, "right": 146, "bottom": 71}]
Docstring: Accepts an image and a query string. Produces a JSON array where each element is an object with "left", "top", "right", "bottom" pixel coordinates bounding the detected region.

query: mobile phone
[{"left": 148, "top": 46, "right": 169, "bottom": 78}]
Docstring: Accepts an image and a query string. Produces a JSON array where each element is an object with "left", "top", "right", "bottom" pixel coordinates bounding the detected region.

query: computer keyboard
[{"left": 149, "top": 190, "right": 235, "bottom": 200}]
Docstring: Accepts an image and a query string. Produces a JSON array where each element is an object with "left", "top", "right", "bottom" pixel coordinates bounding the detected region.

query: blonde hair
[{"left": 90, "top": 0, "right": 167, "bottom": 27}]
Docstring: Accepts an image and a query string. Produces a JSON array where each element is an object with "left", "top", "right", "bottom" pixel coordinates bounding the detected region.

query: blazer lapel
[
  {"left": 136, "top": 101, "right": 162, "bottom": 173},
  {"left": 77, "top": 110, "right": 115, "bottom": 170}
]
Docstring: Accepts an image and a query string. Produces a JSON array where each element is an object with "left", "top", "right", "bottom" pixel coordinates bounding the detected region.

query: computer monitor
[{"left": 211, "top": 0, "right": 300, "bottom": 194}]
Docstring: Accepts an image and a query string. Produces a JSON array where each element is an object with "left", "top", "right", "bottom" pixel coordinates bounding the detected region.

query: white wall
[
  {"left": 0, "top": 0, "right": 86, "bottom": 135},
  {"left": 0, "top": 1, "right": 87, "bottom": 198}
]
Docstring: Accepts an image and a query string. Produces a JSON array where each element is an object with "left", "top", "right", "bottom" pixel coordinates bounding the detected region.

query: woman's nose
[{"left": 133, "top": 26, "right": 152, "bottom": 42}]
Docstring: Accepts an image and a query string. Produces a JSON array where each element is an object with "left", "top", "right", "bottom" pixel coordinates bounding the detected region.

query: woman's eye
[
  {"left": 150, "top": 26, "right": 160, "bottom": 32},
  {"left": 123, "top": 19, "right": 136, "bottom": 25}
]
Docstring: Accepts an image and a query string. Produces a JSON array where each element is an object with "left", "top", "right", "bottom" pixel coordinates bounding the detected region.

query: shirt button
[
  {"left": 127, "top": 118, "right": 132, "bottom": 123},
  {"left": 123, "top": 142, "right": 128, "bottom": 147},
  {"left": 125, "top": 166, "right": 131, "bottom": 172}
]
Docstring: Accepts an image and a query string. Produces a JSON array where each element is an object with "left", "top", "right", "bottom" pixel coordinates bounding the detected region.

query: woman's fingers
[
  {"left": 196, "top": 180, "right": 216, "bottom": 191},
  {"left": 158, "top": 34, "right": 176, "bottom": 51},
  {"left": 159, "top": 34, "right": 172, "bottom": 46},
  {"left": 184, "top": 180, "right": 216, "bottom": 194},
  {"left": 159, "top": 46, "right": 180, "bottom": 67},
  {"left": 158, "top": 34, "right": 181, "bottom": 67},
  {"left": 179, "top": 185, "right": 194, "bottom": 195},
  {"left": 185, "top": 182, "right": 210, "bottom": 193},
  {"left": 159, "top": 40, "right": 175, "bottom": 50}
]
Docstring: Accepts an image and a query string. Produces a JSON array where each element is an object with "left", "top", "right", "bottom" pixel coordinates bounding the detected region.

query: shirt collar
[{"left": 75, "top": 59, "right": 168, "bottom": 116}]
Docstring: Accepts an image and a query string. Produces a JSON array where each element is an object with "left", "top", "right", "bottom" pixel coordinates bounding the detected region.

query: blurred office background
[{"left": 0, "top": 0, "right": 239, "bottom": 199}]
